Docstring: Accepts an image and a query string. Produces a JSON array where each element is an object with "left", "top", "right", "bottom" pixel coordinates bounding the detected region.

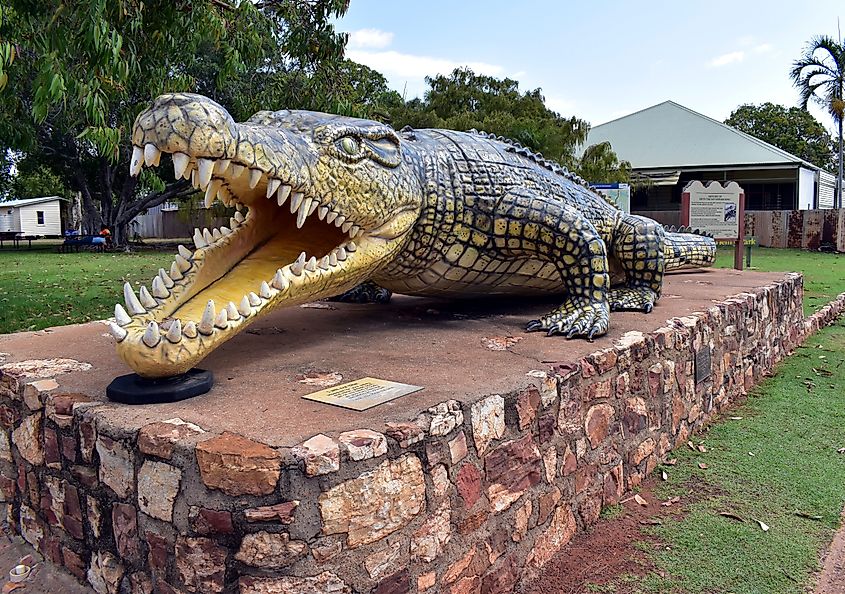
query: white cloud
[
  {"left": 753, "top": 43, "right": 773, "bottom": 54},
  {"left": 346, "top": 49, "right": 505, "bottom": 80},
  {"left": 708, "top": 51, "right": 744, "bottom": 68},
  {"left": 543, "top": 94, "right": 576, "bottom": 116},
  {"left": 346, "top": 28, "right": 394, "bottom": 50}
]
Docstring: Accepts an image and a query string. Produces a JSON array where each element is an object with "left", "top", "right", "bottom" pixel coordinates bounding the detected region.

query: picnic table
[
  {"left": 0, "top": 232, "right": 38, "bottom": 248},
  {"left": 59, "top": 234, "right": 108, "bottom": 253}
]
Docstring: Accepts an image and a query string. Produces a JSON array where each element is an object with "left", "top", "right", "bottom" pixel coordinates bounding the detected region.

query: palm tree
[{"left": 791, "top": 36, "right": 845, "bottom": 208}]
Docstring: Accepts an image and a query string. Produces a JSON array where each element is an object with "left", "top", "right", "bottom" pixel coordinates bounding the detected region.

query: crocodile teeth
[
  {"left": 341, "top": 221, "right": 353, "bottom": 233},
  {"left": 178, "top": 244, "right": 193, "bottom": 260},
  {"left": 329, "top": 252, "right": 338, "bottom": 266},
  {"left": 238, "top": 296, "right": 252, "bottom": 317},
  {"left": 346, "top": 241, "right": 358, "bottom": 252},
  {"left": 205, "top": 180, "right": 222, "bottom": 208},
  {"left": 220, "top": 226, "right": 231, "bottom": 236},
  {"left": 123, "top": 282, "right": 145, "bottom": 315},
  {"left": 326, "top": 211, "right": 338, "bottom": 224},
  {"left": 199, "top": 301, "right": 216, "bottom": 335},
  {"left": 214, "top": 159, "right": 231, "bottom": 175},
  {"left": 290, "top": 251, "right": 306, "bottom": 276},
  {"left": 267, "top": 178, "right": 281, "bottom": 198},
  {"left": 349, "top": 225, "right": 360, "bottom": 238},
  {"left": 318, "top": 256, "right": 330, "bottom": 270},
  {"left": 272, "top": 269, "right": 289, "bottom": 290},
  {"left": 108, "top": 321, "right": 127, "bottom": 342},
  {"left": 214, "top": 310, "right": 229, "bottom": 329},
  {"left": 193, "top": 229, "right": 207, "bottom": 249},
  {"left": 183, "top": 321, "right": 198, "bottom": 339},
  {"left": 229, "top": 217, "right": 239, "bottom": 229},
  {"left": 234, "top": 211, "right": 245, "bottom": 223},
  {"left": 151, "top": 276, "right": 169, "bottom": 299},
  {"left": 226, "top": 301, "right": 240, "bottom": 320},
  {"left": 114, "top": 304, "right": 132, "bottom": 326},
  {"left": 290, "top": 192, "right": 304, "bottom": 213},
  {"left": 259, "top": 281, "right": 274, "bottom": 299},
  {"left": 317, "top": 206, "right": 328, "bottom": 220},
  {"left": 248, "top": 292, "right": 262, "bottom": 307},
  {"left": 335, "top": 247, "right": 347, "bottom": 262},
  {"left": 335, "top": 215, "right": 346, "bottom": 228},
  {"left": 211, "top": 228, "right": 222, "bottom": 241},
  {"left": 142, "top": 322, "right": 161, "bottom": 348},
  {"left": 165, "top": 319, "right": 182, "bottom": 343},
  {"left": 130, "top": 146, "right": 144, "bottom": 177},
  {"left": 190, "top": 170, "right": 198, "bottom": 188},
  {"left": 231, "top": 164, "right": 246, "bottom": 178},
  {"left": 304, "top": 256, "right": 317, "bottom": 272},
  {"left": 197, "top": 158, "right": 214, "bottom": 189},
  {"left": 139, "top": 285, "right": 158, "bottom": 309},
  {"left": 144, "top": 144, "right": 161, "bottom": 167},
  {"left": 202, "top": 228, "right": 214, "bottom": 244},
  {"left": 307, "top": 200, "right": 319, "bottom": 216},
  {"left": 248, "top": 169, "right": 262, "bottom": 189},
  {"left": 296, "top": 198, "right": 312, "bottom": 229},
  {"left": 277, "top": 185, "right": 291, "bottom": 207},
  {"left": 159, "top": 269, "right": 174, "bottom": 289},
  {"left": 172, "top": 152, "right": 190, "bottom": 179},
  {"left": 169, "top": 261, "right": 183, "bottom": 280},
  {"left": 175, "top": 254, "right": 191, "bottom": 273}
]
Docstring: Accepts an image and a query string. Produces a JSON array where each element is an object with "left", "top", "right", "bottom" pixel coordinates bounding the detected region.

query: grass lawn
[
  {"left": 611, "top": 317, "right": 845, "bottom": 594},
  {"left": 0, "top": 246, "right": 172, "bottom": 334},
  {"left": 714, "top": 246, "right": 845, "bottom": 314}
]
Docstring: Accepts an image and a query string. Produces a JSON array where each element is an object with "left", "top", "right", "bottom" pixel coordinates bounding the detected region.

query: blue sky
[{"left": 338, "top": 1, "right": 844, "bottom": 130}]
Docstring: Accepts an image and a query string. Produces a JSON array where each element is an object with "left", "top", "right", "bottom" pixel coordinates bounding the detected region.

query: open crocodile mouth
[{"left": 109, "top": 144, "right": 370, "bottom": 378}]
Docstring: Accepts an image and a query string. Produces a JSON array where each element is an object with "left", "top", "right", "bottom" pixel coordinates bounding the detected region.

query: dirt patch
[
  {"left": 523, "top": 476, "right": 684, "bottom": 594},
  {"left": 814, "top": 508, "right": 845, "bottom": 594}
]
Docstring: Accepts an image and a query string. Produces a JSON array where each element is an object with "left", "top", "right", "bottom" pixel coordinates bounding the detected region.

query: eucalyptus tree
[{"left": 791, "top": 35, "right": 845, "bottom": 208}]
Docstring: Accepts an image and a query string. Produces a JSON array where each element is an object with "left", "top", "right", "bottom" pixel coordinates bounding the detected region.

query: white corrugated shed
[
  {"left": 0, "top": 196, "right": 64, "bottom": 235},
  {"left": 818, "top": 172, "right": 837, "bottom": 209}
]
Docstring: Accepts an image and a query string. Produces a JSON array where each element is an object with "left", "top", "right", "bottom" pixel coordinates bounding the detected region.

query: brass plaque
[
  {"left": 695, "top": 348, "right": 711, "bottom": 384},
  {"left": 301, "top": 377, "right": 424, "bottom": 411}
]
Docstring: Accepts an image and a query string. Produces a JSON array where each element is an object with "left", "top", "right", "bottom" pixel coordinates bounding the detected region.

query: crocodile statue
[{"left": 109, "top": 93, "right": 716, "bottom": 378}]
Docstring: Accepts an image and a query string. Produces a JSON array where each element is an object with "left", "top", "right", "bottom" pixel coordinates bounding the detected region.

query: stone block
[
  {"left": 175, "top": 536, "right": 227, "bottom": 593},
  {"left": 456, "top": 463, "right": 482, "bottom": 508},
  {"left": 138, "top": 418, "right": 204, "bottom": 460},
  {"left": 319, "top": 454, "right": 425, "bottom": 548},
  {"left": 411, "top": 504, "right": 451, "bottom": 562},
  {"left": 195, "top": 432, "right": 280, "bottom": 496},
  {"left": 542, "top": 446, "right": 557, "bottom": 483},
  {"left": 12, "top": 413, "right": 43, "bottom": 465},
  {"left": 0, "top": 430, "right": 10, "bottom": 462},
  {"left": 484, "top": 434, "right": 541, "bottom": 513},
  {"left": 145, "top": 530, "right": 171, "bottom": 573},
  {"left": 43, "top": 427, "right": 61, "bottom": 469},
  {"left": 244, "top": 501, "right": 299, "bottom": 524},
  {"left": 585, "top": 403, "right": 614, "bottom": 449},
  {"left": 112, "top": 503, "right": 140, "bottom": 562},
  {"left": 427, "top": 400, "right": 464, "bottom": 436},
  {"left": 291, "top": 433, "right": 340, "bottom": 476},
  {"left": 337, "top": 429, "right": 387, "bottom": 461},
  {"left": 630, "top": 437, "right": 656, "bottom": 466},
  {"left": 527, "top": 505, "right": 576, "bottom": 568},
  {"left": 449, "top": 431, "right": 468, "bottom": 464},
  {"left": 470, "top": 395, "right": 505, "bottom": 456},
  {"left": 137, "top": 460, "right": 181, "bottom": 522},
  {"left": 22, "top": 378, "right": 57, "bottom": 410},
  {"left": 515, "top": 387, "right": 540, "bottom": 430},
  {"left": 235, "top": 531, "right": 308, "bottom": 569},
  {"left": 78, "top": 416, "right": 96, "bottom": 463},
  {"left": 364, "top": 541, "right": 402, "bottom": 580},
  {"left": 384, "top": 421, "right": 425, "bottom": 447},
  {"left": 88, "top": 550, "right": 124, "bottom": 594},
  {"left": 537, "top": 486, "right": 562, "bottom": 525},
  {"left": 482, "top": 555, "right": 519, "bottom": 594},
  {"left": 375, "top": 570, "right": 410, "bottom": 594},
  {"left": 239, "top": 573, "right": 348, "bottom": 594},
  {"left": 512, "top": 498, "right": 532, "bottom": 542},
  {"left": 190, "top": 508, "right": 234, "bottom": 535},
  {"left": 96, "top": 436, "right": 134, "bottom": 498}
]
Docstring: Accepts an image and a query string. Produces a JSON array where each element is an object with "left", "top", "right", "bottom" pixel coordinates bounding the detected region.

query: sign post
[
  {"left": 681, "top": 180, "right": 745, "bottom": 270},
  {"left": 591, "top": 183, "right": 630, "bottom": 213}
]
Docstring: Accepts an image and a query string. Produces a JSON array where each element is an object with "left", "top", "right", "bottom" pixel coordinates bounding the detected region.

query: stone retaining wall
[{"left": 1, "top": 273, "right": 838, "bottom": 594}]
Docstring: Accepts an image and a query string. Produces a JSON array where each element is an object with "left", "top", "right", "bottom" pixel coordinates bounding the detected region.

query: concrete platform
[{"left": 0, "top": 269, "right": 785, "bottom": 447}]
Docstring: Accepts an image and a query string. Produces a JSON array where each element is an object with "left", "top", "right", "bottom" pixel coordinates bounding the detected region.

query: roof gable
[
  {"left": 1, "top": 196, "right": 65, "bottom": 208},
  {"left": 582, "top": 101, "right": 815, "bottom": 170}
]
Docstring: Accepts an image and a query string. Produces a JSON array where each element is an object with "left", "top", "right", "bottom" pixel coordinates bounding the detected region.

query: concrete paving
[
  {"left": 0, "top": 532, "right": 92, "bottom": 593},
  {"left": 0, "top": 268, "right": 789, "bottom": 448}
]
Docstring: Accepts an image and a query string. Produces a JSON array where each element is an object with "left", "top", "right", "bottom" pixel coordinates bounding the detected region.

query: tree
[
  {"left": 389, "top": 67, "right": 629, "bottom": 182},
  {"left": 791, "top": 35, "right": 845, "bottom": 208},
  {"left": 0, "top": 0, "right": 350, "bottom": 243},
  {"left": 576, "top": 142, "right": 631, "bottom": 184},
  {"left": 725, "top": 102, "right": 835, "bottom": 170}
]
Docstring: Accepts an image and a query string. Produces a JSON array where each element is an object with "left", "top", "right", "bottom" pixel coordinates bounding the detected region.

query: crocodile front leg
[
  {"left": 493, "top": 190, "right": 611, "bottom": 339},
  {"left": 608, "top": 214, "right": 665, "bottom": 313}
]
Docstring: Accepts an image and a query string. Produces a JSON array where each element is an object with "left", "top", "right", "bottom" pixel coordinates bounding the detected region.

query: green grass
[
  {"left": 624, "top": 318, "right": 845, "bottom": 594},
  {"left": 714, "top": 246, "right": 845, "bottom": 314},
  {"left": 0, "top": 246, "right": 172, "bottom": 334}
]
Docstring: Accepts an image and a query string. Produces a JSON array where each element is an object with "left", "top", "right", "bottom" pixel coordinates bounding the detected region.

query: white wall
[
  {"left": 818, "top": 171, "right": 836, "bottom": 209},
  {"left": 18, "top": 201, "right": 62, "bottom": 235},
  {"left": 797, "top": 167, "right": 817, "bottom": 210},
  {"left": 0, "top": 206, "right": 20, "bottom": 232}
]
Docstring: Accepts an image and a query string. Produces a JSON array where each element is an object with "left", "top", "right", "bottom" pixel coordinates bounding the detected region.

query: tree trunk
[{"left": 839, "top": 118, "right": 843, "bottom": 209}]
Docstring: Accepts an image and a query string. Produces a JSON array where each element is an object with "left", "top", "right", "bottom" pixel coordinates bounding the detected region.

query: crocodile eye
[{"left": 339, "top": 136, "right": 360, "bottom": 155}]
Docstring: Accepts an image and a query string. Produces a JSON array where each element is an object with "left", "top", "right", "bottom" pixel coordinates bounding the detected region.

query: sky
[{"left": 337, "top": 1, "right": 844, "bottom": 131}]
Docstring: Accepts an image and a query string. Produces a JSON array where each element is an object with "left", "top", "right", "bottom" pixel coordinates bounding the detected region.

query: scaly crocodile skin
[{"left": 110, "top": 93, "right": 716, "bottom": 377}]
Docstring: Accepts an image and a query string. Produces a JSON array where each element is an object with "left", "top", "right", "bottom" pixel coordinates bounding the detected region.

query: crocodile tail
[{"left": 662, "top": 225, "right": 716, "bottom": 271}]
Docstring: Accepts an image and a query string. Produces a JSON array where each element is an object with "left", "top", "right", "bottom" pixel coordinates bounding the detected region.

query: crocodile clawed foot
[
  {"left": 526, "top": 301, "right": 610, "bottom": 339},
  {"left": 329, "top": 281, "right": 392, "bottom": 304},
  {"left": 609, "top": 288, "right": 658, "bottom": 313}
]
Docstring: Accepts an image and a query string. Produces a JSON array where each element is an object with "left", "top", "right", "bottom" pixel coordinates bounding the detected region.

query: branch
[{"left": 116, "top": 180, "right": 194, "bottom": 224}]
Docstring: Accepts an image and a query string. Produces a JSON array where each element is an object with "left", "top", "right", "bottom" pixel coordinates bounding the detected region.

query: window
[{"left": 36, "top": 211, "right": 45, "bottom": 225}]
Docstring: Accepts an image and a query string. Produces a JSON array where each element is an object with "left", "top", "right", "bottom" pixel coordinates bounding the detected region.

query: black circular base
[{"left": 107, "top": 369, "right": 213, "bottom": 404}]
